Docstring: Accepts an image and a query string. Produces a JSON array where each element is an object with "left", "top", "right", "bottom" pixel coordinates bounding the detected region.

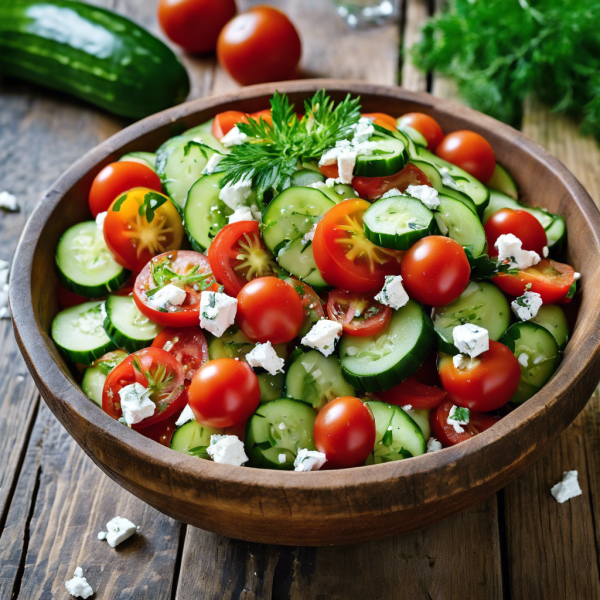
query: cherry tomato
[
  {"left": 436, "top": 131, "right": 496, "bottom": 184},
  {"left": 326, "top": 289, "right": 391, "bottom": 336},
  {"left": 313, "top": 199, "right": 404, "bottom": 292},
  {"left": 138, "top": 412, "right": 179, "bottom": 447},
  {"left": 361, "top": 112, "right": 397, "bottom": 131},
  {"left": 485, "top": 209, "right": 548, "bottom": 257},
  {"left": 134, "top": 250, "right": 217, "bottom": 327},
  {"left": 89, "top": 162, "right": 162, "bottom": 218},
  {"left": 151, "top": 326, "right": 209, "bottom": 381},
  {"left": 102, "top": 348, "right": 186, "bottom": 428},
  {"left": 493, "top": 259, "right": 575, "bottom": 303},
  {"left": 208, "top": 221, "right": 277, "bottom": 297},
  {"left": 188, "top": 358, "right": 260, "bottom": 428},
  {"left": 438, "top": 340, "right": 521, "bottom": 411},
  {"left": 351, "top": 163, "right": 432, "bottom": 201},
  {"left": 398, "top": 113, "right": 444, "bottom": 151},
  {"left": 374, "top": 376, "right": 446, "bottom": 410},
  {"left": 401, "top": 236, "right": 470, "bottom": 307},
  {"left": 103, "top": 188, "right": 184, "bottom": 272},
  {"left": 430, "top": 399, "right": 499, "bottom": 447},
  {"left": 57, "top": 283, "right": 90, "bottom": 309},
  {"left": 211, "top": 109, "right": 273, "bottom": 140},
  {"left": 313, "top": 396, "right": 376, "bottom": 469},
  {"left": 236, "top": 277, "right": 304, "bottom": 344},
  {"left": 217, "top": 6, "right": 301, "bottom": 86},
  {"left": 285, "top": 278, "right": 325, "bottom": 335},
  {"left": 158, "top": 0, "right": 237, "bottom": 54}
]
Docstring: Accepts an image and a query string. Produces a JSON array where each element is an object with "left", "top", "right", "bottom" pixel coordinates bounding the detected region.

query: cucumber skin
[
  {"left": 0, "top": 0, "right": 189, "bottom": 120},
  {"left": 56, "top": 263, "right": 130, "bottom": 299},
  {"left": 102, "top": 317, "right": 151, "bottom": 354}
]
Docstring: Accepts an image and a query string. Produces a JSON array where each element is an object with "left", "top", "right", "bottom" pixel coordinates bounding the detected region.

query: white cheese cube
[
  {"left": 246, "top": 341, "right": 285, "bottom": 376},
  {"left": 202, "top": 153, "right": 223, "bottom": 175},
  {"left": 220, "top": 126, "right": 247, "bottom": 147},
  {"left": 175, "top": 404, "right": 196, "bottom": 427},
  {"left": 200, "top": 291, "right": 237, "bottom": 337},
  {"left": 447, "top": 405, "right": 469, "bottom": 434},
  {"left": 405, "top": 185, "right": 440, "bottom": 209},
  {"left": 337, "top": 150, "right": 357, "bottom": 184},
  {"left": 228, "top": 205, "right": 255, "bottom": 224},
  {"left": 301, "top": 319, "right": 343, "bottom": 357},
  {"left": 148, "top": 283, "right": 186, "bottom": 311},
  {"left": 511, "top": 290, "right": 543, "bottom": 321},
  {"left": 401, "top": 404, "right": 412, "bottom": 411},
  {"left": 375, "top": 275, "right": 409, "bottom": 310},
  {"left": 381, "top": 188, "right": 402, "bottom": 198},
  {"left": 426, "top": 437, "right": 443, "bottom": 453},
  {"left": 518, "top": 353, "right": 529, "bottom": 367},
  {"left": 352, "top": 116, "right": 375, "bottom": 143},
  {"left": 551, "top": 470, "right": 582, "bottom": 503},
  {"left": 452, "top": 323, "right": 489, "bottom": 358},
  {"left": 495, "top": 233, "right": 541, "bottom": 270},
  {"left": 118, "top": 383, "right": 155, "bottom": 426},
  {"left": 294, "top": 448, "right": 327, "bottom": 471},
  {"left": 452, "top": 353, "right": 472, "bottom": 370},
  {"left": 0, "top": 191, "right": 18, "bottom": 212},
  {"left": 104, "top": 516, "right": 137, "bottom": 548},
  {"left": 218, "top": 174, "right": 253, "bottom": 210},
  {"left": 543, "top": 246, "right": 549, "bottom": 258},
  {"left": 65, "top": 568, "right": 93, "bottom": 599},
  {"left": 95, "top": 211, "right": 107, "bottom": 230},
  {"left": 207, "top": 434, "right": 248, "bottom": 466},
  {"left": 574, "top": 272, "right": 581, "bottom": 280},
  {"left": 278, "top": 453, "right": 287, "bottom": 464}
]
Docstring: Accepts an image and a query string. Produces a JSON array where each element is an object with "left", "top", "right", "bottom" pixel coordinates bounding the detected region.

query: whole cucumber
[{"left": 0, "top": 0, "right": 190, "bottom": 119}]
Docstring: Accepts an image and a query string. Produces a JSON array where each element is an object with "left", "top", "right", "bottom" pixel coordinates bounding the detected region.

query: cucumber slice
[
  {"left": 432, "top": 281, "right": 511, "bottom": 354},
  {"left": 319, "top": 183, "right": 356, "bottom": 204},
  {"left": 244, "top": 399, "right": 317, "bottom": 470},
  {"left": 207, "top": 325, "right": 288, "bottom": 362},
  {"left": 530, "top": 304, "right": 569, "bottom": 350},
  {"left": 103, "top": 294, "right": 163, "bottom": 353},
  {"left": 258, "top": 372, "right": 285, "bottom": 402},
  {"left": 290, "top": 169, "right": 325, "bottom": 187},
  {"left": 363, "top": 195, "right": 434, "bottom": 250},
  {"left": 170, "top": 421, "right": 223, "bottom": 458},
  {"left": 365, "top": 401, "right": 426, "bottom": 463},
  {"left": 488, "top": 163, "right": 518, "bottom": 199},
  {"left": 500, "top": 322, "right": 559, "bottom": 406},
  {"left": 285, "top": 349, "right": 356, "bottom": 410},
  {"left": 156, "top": 129, "right": 224, "bottom": 168},
  {"left": 354, "top": 135, "right": 408, "bottom": 177},
  {"left": 119, "top": 151, "right": 157, "bottom": 170},
  {"left": 56, "top": 222, "right": 130, "bottom": 298},
  {"left": 276, "top": 237, "right": 328, "bottom": 290},
  {"left": 405, "top": 408, "right": 431, "bottom": 441},
  {"left": 545, "top": 215, "right": 567, "bottom": 254},
  {"left": 435, "top": 194, "right": 486, "bottom": 257},
  {"left": 52, "top": 301, "right": 117, "bottom": 365},
  {"left": 81, "top": 349, "right": 128, "bottom": 405},
  {"left": 397, "top": 123, "right": 428, "bottom": 148},
  {"left": 339, "top": 300, "right": 434, "bottom": 392},
  {"left": 185, "top": 120, "right": 215, "bottom": 135}
]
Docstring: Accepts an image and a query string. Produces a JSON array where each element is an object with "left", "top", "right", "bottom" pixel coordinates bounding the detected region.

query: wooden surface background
[{"left": 1, "top": 0, "right": 599, "bottom": 597}]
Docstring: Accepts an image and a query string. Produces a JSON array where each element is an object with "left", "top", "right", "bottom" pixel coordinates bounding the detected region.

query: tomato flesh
[
  {"left": 398, "top": 113, "right": 444, "bottom": 151},
  {"left": 151, "top": 326, "right": 209, "bottom": 381},
  {"left": 352, "top": 163, "right": 432, "bottom": 201},
  {"left": 430, "top": 399, "right": 499, "bottom": 447},
  {"left": 326, "top": 289, "right": 391, "bottom": 336},
  {"left": 374, "top": 376, "right": 446, "bottom": 410}
]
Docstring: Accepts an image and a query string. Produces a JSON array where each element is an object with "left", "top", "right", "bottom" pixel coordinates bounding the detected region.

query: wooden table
[{"left": 1, "top": 1, "right": 599, "bottom": 597}]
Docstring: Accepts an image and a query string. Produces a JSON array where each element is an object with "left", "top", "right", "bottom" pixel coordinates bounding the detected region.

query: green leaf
[
  {"left": 566, "top": 281, "right": 577, "bottom": 299},
  {"left": 465, "top": 248, "right": 519, "bottom": 280},
  {"left": 112, "top": 194, "right": 128, "bottom": 212},
  {"left": 138, "top": 192, "right": 167, "bottom": 223},
  {"left": 449, "top": 406, "right": 470, "bottom": 423}
]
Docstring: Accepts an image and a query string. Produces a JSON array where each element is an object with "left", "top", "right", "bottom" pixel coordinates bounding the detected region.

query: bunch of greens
[{"left": 411, "top": 0, "right": 600, "bottom": 141}]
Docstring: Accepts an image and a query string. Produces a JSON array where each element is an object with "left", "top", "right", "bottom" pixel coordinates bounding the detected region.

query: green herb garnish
[
  {"left": 465, "top": 248, "right": 519, "bottom": 280},
  {"left": 146, "top": 256, "right": 214, "bottom": 298}
]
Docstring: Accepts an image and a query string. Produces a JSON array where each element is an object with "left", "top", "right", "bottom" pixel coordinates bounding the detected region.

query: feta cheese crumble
[
  {"left": 303, "top": 223, "right": 318, "bottom": 243},
  {"left": 246, "top": 341, "right": 285, "bottom": 376},
  {"left": 98, "top": 516, "right": 138, "bottom": 548},
  {"left": 439, "top": 167, "right": 459, "bottom": 190},
  {"left": 381, "top": 188, "right": 402, "bottom": 198},
  {"left": 0, "top": 259, "right": 9, "bottom": 320},
  {"left": 0, "top": 191, "right": 19, "bottom": 212},
  {"left": 202, "top": 153, "right": 223, "bottom": 175},
  {"left": 301, "top": 319, "right": 343, "bottom": 357},
  {"left": 574, "top": 272, "right": 581, "bottom": 280},
  {"left": 65, "top": 567, "right": 93, "bottom": 599},
  {"left": 511, "top": 290, "right": 543, "bottom": 321},
  {"left": 148, "top": 283, "right": 186, "bottom": 311},
  {"left": 543, "top": 246, "right": 549, "bottom": 258},
  {"left": 447, "top": 405, "right": 470, "bottom": 434},
  {"left": 405, "top": 185, "right": 440, "bottom": 210},
  {"left": 294, "top": 448, "right": 327, "bottom": 472},
  {"left": 220, "top": 126, "right": 247, "bottom": 147},
  {"left": 308, "top": 181, "right": 327, "bottom": 190},
  {"left": 206, "top": 435, "right": 248, "bottom": 466},
  {"left": 95, "top": 211, "right": 107, "bottom": 230},
  {"left": 278, "top": 453, "right": 287, "bottom": 464},
  {"left": 453, "top": 323, "right": 489, "bottom": 358},
  {"left": 200, "top": 291, "right": 237, "bottom": 337},
  {"left": 452, "top": 353, "right": 472, "bottom": 370},
  {"left": 219, "top": 174, "right": 253, "bottom": 210},
  {"left": 175, "top": 404, "right": 196, "bottom": 427},
  {"left": 426, "top": 437, "right": 443, "bottom": 453},
  {"left": 551, "top": 470, "right": 582, "bottom": 503},
  {"left": 97, "top": 531, "right": 107, "bottom": 540},
  {"left": 228, "top": 205, "right": 255, "bottom": 224},
  {"left": 495, "top": 233, "right": 541, "bottom": 271},
  {"left": 518, "top": 353, "right": 529, "bottom": 367},
  {"left": 375, "top": 275, "right": 409, "bottom": 310},
  {"left": 118, "top": 383, "right": 155, "bottom": 426}
]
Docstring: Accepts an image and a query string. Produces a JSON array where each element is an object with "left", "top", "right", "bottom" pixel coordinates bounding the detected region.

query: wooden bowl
[{"left": 10, "top": 81, "right": 600, "bottom": 546}]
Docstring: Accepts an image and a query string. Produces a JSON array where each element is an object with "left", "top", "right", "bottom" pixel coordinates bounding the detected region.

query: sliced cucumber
[
  {"left": 291, "top": 169, "right": 325, "bottom": 187},
  {"left": 339, "top": 300, "right": 434, "bottom": 392},
  {"left": 56, "top": 222, "right": 130, "bottom": 297},
  {"left": 488, "top": 163, "right": 518, "bottom": 199},
  {"left": 244, "top": 399, "right": 317, "bottom": 470},
  {"left": 354, "top": 135, "right": 408, "bottom": 177},
  {"left": 119, "top": 151, "right": 157, "bottom": 170},
  {"left": 545, "top": 215, "right": 567, "bottom": 254},
  {"left": 276, "top": 237, "right": 328, "bottom": 290},
  {"left": 258, "top": 372, "right": 286, "bottom": 402},
  {"left": 365, "top": 401, "right": 426, "bottom": 463},
  {"left": 319, "top": 183, "right": 356, "bottom": 204},
  {"left": 103, "top": 294, "right": 163, "bottom": 353},
  {"left": 500, "top": 322, "right": 559, "bottom": 406},
  {"left": 397, "top": 123, "right": 428, "bottom": 148},
  {"left": 156, "top": 129, "right": 224, "bottom": 169},
  {"left": 285, "top": 349, "right": 356, "bottom": 410},
  {"left": 405, "top": 408, "right": 431, "bottom": 441},
  {"left": 531, "top": 304, "right": 569, "bottom": 350},
  {"left": 207, "top": 324, "right": 288, "bottom": 362},
  {"left": 52, "top": 301, "right": 117, "bottom": 365},
  {"left": 170, "top": 421, "right": 223, "bottom": 459},
  {"left": 81, "top": 349, "right": 128, "bottom": 405},
  {"left": 432, "top": 281, "right": 511, "bottom": 354},
  {"left": 435, "top": 194, "right": 486, "bottom": 257},
  {"left": 363, "top": 195, "right": 434, "bottom": 250}
]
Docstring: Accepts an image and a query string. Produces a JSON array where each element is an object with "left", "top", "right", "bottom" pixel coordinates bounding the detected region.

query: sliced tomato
[
  {"left": 212, "top": 110, "right": 247, "bottom": 139},
  {"left": 493, "top": 259, "right": 575, "bottom": 304},
  {"left": 133, "top": 250, "right": 217, "bottom": 327},
  {"left": 326, "top": 289, "right": 391, "bottom": 336},
  {"left": 430, "top": 399, "right": 499, "bottom": 447},
  {"left": 208, "top": 221, "right": 277, "bottom": 296},
  {"left": 374, "top": 377, "right": 446, "bottom": 410},
  {"left": 151, "top": 326, "right": 209, "bottom": 381},
  {"left": 138, "top": 412, "right": 179, "bottom": 447},
  {"left": 313, "top": 199, "right": 403, "bottom": 292},
  {"left": 102, "top": 347, "right": 186, "bottom": 429},
  {"left": 352, "top": 163, "right": 432, "bottom": 201},
  {"left": 285, "top": 278, "right": 325, "bottom": 334},
  {"left": 361, "top": 112, "right": 397, "bottom": 131}
]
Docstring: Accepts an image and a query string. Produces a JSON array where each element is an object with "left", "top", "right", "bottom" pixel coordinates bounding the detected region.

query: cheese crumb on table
[
  {"left": 426, "top": 437, "right": 443, "bottom": 453},
  {"left": 246, "top": 341, "right": 285, "bottom": 376},
  {"left": 118, "top": 383, "right": 155, "bottom": 426},
  {"left": 511, "top": 290, "right": 543, "bottom": 321},
  {"left": 97, "top": 531, "right": 107, "bottom": 540},
  {"left": 405, "top": 185, "right": 440, "bottom": 210},
  {"left": 495, "top": 233, "right": 541, "bottom": 270},
  {"left": 294, "top": 448, "right": 327, "bottom": 471},
  {"left": 207, "top": 435, "right": 248, "bottom": 466},
  {"left": 452, "top": 323, "right": 489, "bottom": 358},
  {"left": 98, "top": 516, "right": 138, "bottom": 548},
  {"left": 447, "top": 405, "right": 470, "bottom": 434},
  {"left": 301, "top": 319, "right": 343, "bottom": 357},
  {"left": 65, "top": 567, "right": 93, "bottom": 599},
  {"left": 551, "top": 470, "right": 582, "bottom": 503},
  {"left": 0, "top": 259, "right": 9, "bottom": 319},
  {"left": 220, "top": 126, "right": 247, "bottom": 147},
  {"left": 148, "top": 283, "right": 186, "bottom": 311},
  {"left": 200, "top": 291, "right": 237, "bottom": 337},
  {"left": 375, "top": 275, "right": 409, "bottom": 310},
  {"left": 0, "top": 191, "right": 19, "bottom": 212}
]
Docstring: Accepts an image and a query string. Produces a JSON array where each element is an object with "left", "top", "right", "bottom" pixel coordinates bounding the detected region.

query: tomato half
[
  {"left": 102, "top": 347, "right": 186, "bottom": 428},
  {"left": 436, "top": 131, "right": 496, "bottom": 184},
  {"left": 212, "top": 109, "right": 273, "bottom": 140},
  {"left": 134, "top": 250, "right": 217, "bottom": 327},
  {"left": 398, "top": 113, "right": 444, "bottom": 151},
  {"left": 493, "top": 259, "right": 575, "bottom": 303},
  {"left": 374, "top": 376, "right": 446, "bottom": 410},
  {"left": 313, "top": 199, "right": 404, "bottom": 292},
  {"left": 485, "top": 209, "right": 547, "bottom": 257},
  {"left": 151, "top": 326, "right": 209, "bottom": 381},
  {"left": 361, "top": 112, "right": 397, "bottom": 131},
  {"left": 208, "top": 221, "right": 277, "bottom": 297},
  {"left": 438, "top": 340, "right": 521, "bottom": 412},
  {"left": 326, "top": 289, "right": 391, "bottom": 336},
  {"left": 138, "top": 412, "right": 179, "bottom": 447},
  {"left": 430, "top": 399, "right": 499, "bottom": 447},
  {"left": 352, "top": 163, "right": 432, "bottom": 201}
]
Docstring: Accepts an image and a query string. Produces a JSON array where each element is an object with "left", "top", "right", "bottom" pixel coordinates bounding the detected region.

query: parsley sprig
[
  {"left": 465, "top": 248, "right": 519, "bottom": 280},
  {"left": 146, "top": 255, "right": 214, "bottom": 300}
]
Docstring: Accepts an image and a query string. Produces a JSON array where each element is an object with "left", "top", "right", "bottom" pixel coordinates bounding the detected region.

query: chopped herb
[
  {"left": 138, "top": 191, "right": 167, "bottom": 223},
  {"left": 465, "top": 248, "right": 519, "bottom": 280},
  {"left": 449, "top": 406, "right": 470, "bottom": 423},
  {"left": 112, "top": 193, "right": 128, "bottom": 212},
  {"left": 146, "top": 257, "right": 214, "bottom": 298}
]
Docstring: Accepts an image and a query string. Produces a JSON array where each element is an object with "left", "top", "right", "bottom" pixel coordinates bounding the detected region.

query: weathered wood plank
[{"left": 401, "top": 0, "right": 430, "bottom": 92}]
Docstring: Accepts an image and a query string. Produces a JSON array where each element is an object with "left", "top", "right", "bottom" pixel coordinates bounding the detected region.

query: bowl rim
[{"left": 10, "top": 79, "right": 600, "bottom": 496}]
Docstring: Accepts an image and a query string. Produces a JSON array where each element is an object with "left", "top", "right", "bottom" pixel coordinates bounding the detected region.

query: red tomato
[
  {"left": 211, "top": 109, "right": 273, "bottom": 139},
  {"left": 151, "top": 326, "right": 209, "bottom": 381},
  {"left": 493, "top": 259, "right": 575, "bottom": 304},
  {"left": 188, "top": 358, "right": 260, "bottom": 428},
  {"left": 89, "top": 162, "right": 161, "bottom": 218},
  {"left": 217, "top": 6, "right": 301, "bottom": 86},
  {"left": 102, "top": 348, "right": 186, "bottom": 428},
  {"left": 134, "top": 250, "right": 217, "bottom": 327},
  {"left": 326, "top": 289, "right": 391, "bottom": 336},
  {"left": 138, "top": 413, "right": 179, "bottom": 447},
  {"left": 438, "top": 341, "right": 521, "bottom": 412},
  {"left": 286, "top": 278, "right": 325, "bottom": 334},
  {"left": 236, "top": 277, "right": 303, "bottom": 344},
  {"left": 57, "top": 283, "right": 90, "bottom": 309},
  {"left": 436, "top": 130, "right": 496, "bottom": 184},
  {"left": 485, "top": 209, "right": 547, "bottom": 257},
  {"left": 374, "top": 376, "right": 446, "bottom": 410},
  {"left": 157, "top": 0, "right": 237, "bottom": 54},
  {"left": 351, "top": 163, "right": 433, "bottom": 201},
  {"left": 208, "top": 221, "right": 277, "bottom": 297},
  {"left": 398, "top": 113, "right": 444, "bottom": 151},
  {"left": 313, "top": 199, "right": 404, "bottom": 292},
  {"left": 361, "top": 112, "right": 397, "bottom": 131},
  {"left": 430, "top": 399, "right": 499, "bottom": 447},
  {"left": 401, "top": 236, "right": 470, "bottom": 307},
  {"left": 313, "top": 396, "right": 376, "bottom": 469}
]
